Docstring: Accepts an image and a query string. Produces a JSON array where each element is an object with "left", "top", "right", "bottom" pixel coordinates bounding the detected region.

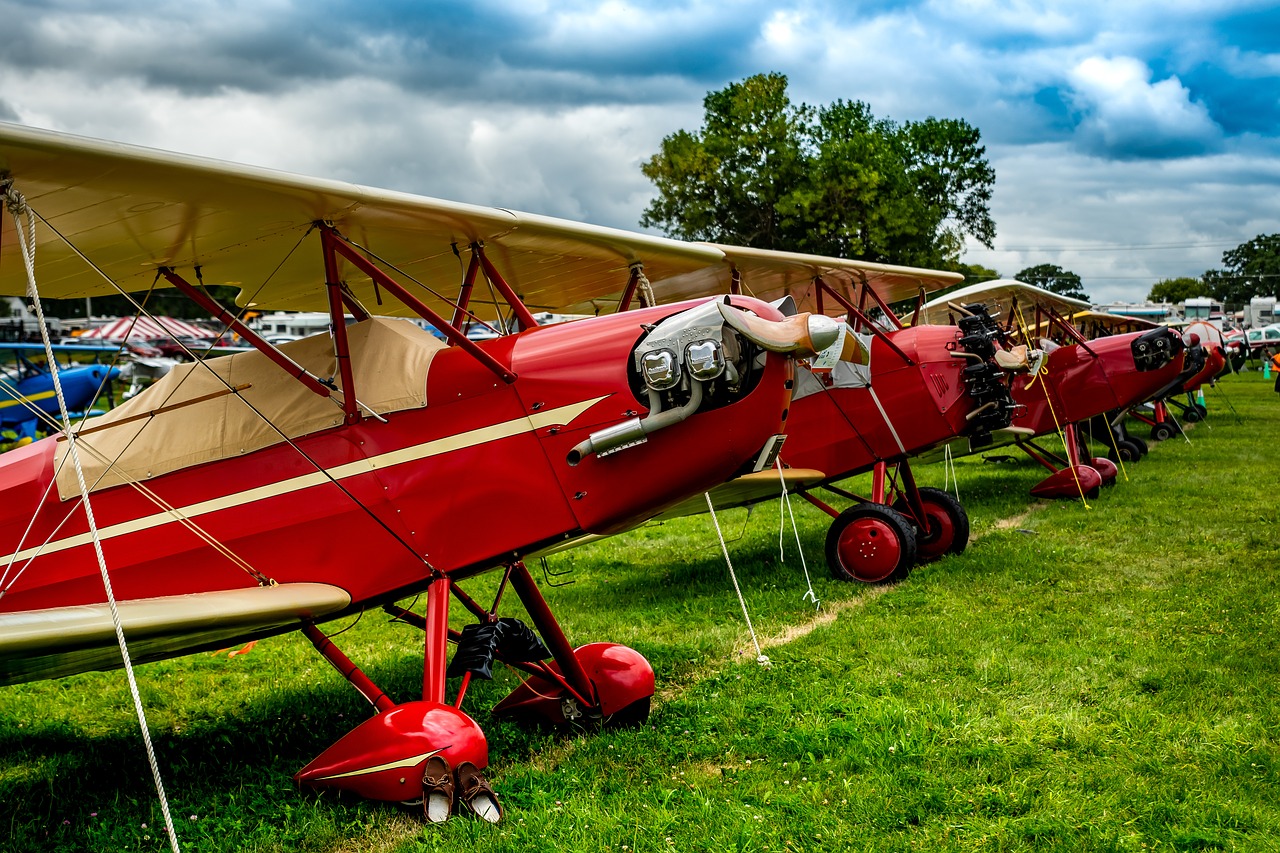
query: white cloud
[
  {"left": 1065, "top": 56, "right": 1222, "bottom": 156},
  {"left": 962, "top": 141, "right": 1280, "bottom": 303}
]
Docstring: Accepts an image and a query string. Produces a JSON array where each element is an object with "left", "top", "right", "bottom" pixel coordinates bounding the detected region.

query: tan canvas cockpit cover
[{"left": 56, "top": 318, "right": 445, "bottom": 498}]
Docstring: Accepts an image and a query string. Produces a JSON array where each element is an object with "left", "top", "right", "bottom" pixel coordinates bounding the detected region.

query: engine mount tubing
[
  {"left": 507, "top": 561, "right": 595, "bottom": 709},
  {"left": 303, "top": 623, "right": 395, "bottom": 713},
  {"left": 423, "top": 575, "right": 451, "bottom": 704},
  {"left": 321, "top": 227, "right": 516, "bottom": 383},
  {"left": 474, "top": 243, "right": 539, "bottom": 332},
  {"left": 451, "top": 252, "right": 481, "bottom": 329},
  {"left": 816, "top": 278, "right": 915, "bottom": 366},
  {"left": 321, "top": 242, "right": 361, "bottom": 424},
  {"left": 159, "top": 268, "right": 332, "bottom": 399}
]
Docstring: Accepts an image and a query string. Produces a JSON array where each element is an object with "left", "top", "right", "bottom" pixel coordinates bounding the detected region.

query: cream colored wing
[{"left": 0, "top": 122, "right": 725, "bottom": 316}]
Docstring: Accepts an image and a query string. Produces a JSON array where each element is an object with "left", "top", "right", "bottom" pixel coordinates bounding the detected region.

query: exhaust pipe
[{"left": 567, "top": 380, "right": 704, "bottom": 465}]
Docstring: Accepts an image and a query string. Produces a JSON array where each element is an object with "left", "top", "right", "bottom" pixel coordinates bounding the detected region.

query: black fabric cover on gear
[{"left": 445, "top": 617, "right": 551, "bottom": 680}]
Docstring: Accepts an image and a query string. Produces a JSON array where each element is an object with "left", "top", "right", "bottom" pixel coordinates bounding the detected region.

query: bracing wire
[{"left": 3, "top": 183, "right": 182, "bottom": 853}]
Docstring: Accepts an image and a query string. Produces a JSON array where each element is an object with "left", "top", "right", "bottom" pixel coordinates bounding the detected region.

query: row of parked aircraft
[{"left": 0, "top": 123, "right": 1231, "bottom": 824}]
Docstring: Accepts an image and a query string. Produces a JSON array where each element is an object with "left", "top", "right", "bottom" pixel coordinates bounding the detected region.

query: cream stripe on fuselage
[{"left": 2, "top": 397, "right": 606, "bottom": 565}]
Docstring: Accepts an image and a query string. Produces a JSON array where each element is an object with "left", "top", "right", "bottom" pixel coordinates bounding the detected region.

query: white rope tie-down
[
  {"left": 704, "top": 492, "right": 769, "bottom": 666},
  {"left": 775, "top": 458, "right": 819, "bottom": 610},
  {"left": 2, "top": 182, "right": 183, "bottom": 853}
]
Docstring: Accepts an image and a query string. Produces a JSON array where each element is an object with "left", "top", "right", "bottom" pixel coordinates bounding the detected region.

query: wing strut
[
  {"left": 319, "top": 226, "right": 517, "bottom": 384},
  {"left": 813, "top": 276, "right": 915, "bottom": 366},
  {"left": 158, "top": 268, "right": 335, "bottom": 399},
  {"left": 320, "top": 238, "right": 361, "bottom": 425}
]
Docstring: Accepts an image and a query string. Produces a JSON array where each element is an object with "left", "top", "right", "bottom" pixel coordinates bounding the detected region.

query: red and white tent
[{"left": 79, "top": 316, "right": 212, "bottom": 341}]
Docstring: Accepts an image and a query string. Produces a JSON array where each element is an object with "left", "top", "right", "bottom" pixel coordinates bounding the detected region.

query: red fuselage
[
  {"left": 782, "top": 325, "right": 991, "bottom": 476},
  {"left": 1011, "top": 331, "right": 1187, "bottom": 435},
  {"left": 0, "top": 300, "right": 792, "bottom": 616}
]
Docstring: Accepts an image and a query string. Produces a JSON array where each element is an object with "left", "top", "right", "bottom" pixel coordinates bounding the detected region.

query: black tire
[
  {"left": 1127, "top": 435, "right": 1149, "bottom": 456},
  {"left": 892, "top": 487, "right": 970, "bottom": 563},
  {"left": 1107, "top": 439, "right": 1141, "bottom": 464},
  {"left": 603, "top": 696, "right": 651, "bottom": 729},
  {"left": 1193, "top": 403, "right": 1208, "bottom": 419},
  {"left": 1183, "top": 406, "right": 1202, "bottom": 423},
  {"left": 825, "top": 504, "right": 917, "bottom": 584},
  {"left": 1151, "top": 422, "right": 1175, "bottom": 441}
]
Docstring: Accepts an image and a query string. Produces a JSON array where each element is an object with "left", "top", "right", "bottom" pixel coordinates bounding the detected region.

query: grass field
[{"left": 2, "top": 371, "right": 1278, "bottom": 852}]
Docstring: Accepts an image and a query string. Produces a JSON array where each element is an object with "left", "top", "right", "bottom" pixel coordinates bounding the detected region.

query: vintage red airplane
[
  {"left": 915, "top": 280, "right": 1188, "bottom": 500},
  {"left": 625, "top": 245, "right": 1024, "bottom": 584},
  {"left": 0, "top": 123, "right": 840, "bottom": 820},
  {"left": 1056, "top": 311, "right": 1209, "bottom": 448}
]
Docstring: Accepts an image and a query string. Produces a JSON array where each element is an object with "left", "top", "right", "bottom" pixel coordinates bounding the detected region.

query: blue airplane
[{"left": 0, "top": 343, "right": 122, "bottom": 445}]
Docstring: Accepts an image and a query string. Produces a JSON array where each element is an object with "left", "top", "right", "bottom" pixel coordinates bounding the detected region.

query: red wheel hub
[
  {"left": 836, "top": 516, "right": 902, "bottom": 583},
  {"left": 913, "top": 502, "right": 955, "bottom": 561}
]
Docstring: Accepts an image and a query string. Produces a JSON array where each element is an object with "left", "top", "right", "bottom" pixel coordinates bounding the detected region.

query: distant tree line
[{"left": 1148, "top": 233, "right": 1280, "bottom": 307}]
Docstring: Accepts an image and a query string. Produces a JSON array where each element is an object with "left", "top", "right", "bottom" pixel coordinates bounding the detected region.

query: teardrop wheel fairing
[
  {"left": 825, "top": 504, "right": 917, "bottom": 584},
  {"left": 892, "top": 487, "right": 969, "bottom": 563}
]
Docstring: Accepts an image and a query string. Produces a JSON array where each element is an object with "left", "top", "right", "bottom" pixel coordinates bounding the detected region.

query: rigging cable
[{"left": 2, "top": 182, "right": 182, "bottom": 853}]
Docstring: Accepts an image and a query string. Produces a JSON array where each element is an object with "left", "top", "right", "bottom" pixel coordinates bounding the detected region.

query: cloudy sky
[{"left": 1, "top": 0, "right": 1277, "bottom": 303}]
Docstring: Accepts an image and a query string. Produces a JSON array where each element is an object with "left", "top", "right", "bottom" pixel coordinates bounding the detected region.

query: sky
[{"left": 1, "top": 0, "right": 1277, "bottom": 304}]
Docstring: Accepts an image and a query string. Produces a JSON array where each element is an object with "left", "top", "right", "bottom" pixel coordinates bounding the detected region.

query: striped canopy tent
[{"left": 79, "top": 316, "right": 213, "bottom": 341}]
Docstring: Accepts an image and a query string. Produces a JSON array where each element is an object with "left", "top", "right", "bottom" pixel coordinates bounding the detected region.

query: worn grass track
[{"left": 2, "top": 372, "right": 1278, "bottom": 852}]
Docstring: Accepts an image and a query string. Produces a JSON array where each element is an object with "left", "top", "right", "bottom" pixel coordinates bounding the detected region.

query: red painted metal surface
[
  {"left": 0, "top": 297, "right": 793, "bottom": 620},
  {"left": 491, "top": 642, "right": 655, "bottom": 724},
  {"left": 295, "top": 700, "right": 488, "bottom": 801}
]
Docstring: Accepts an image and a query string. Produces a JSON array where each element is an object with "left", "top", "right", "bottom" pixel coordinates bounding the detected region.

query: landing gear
[
  {"left": 825, "top": 503, "right": 917, "bottom": 584},
  {"left": 893, "top": 487, "right": 969, "bottom": 562},
  {"left": 1107, "top": 438, "right": 1142, "bottom": 464},
  {"left": 1151, "top": 421, "right": 1176, "bottom": 441},
  {"left": 1022, "top": 423, "right": 1106, "bottom": 500},
  {"left": 295, "top": 563, "right": 654, "bottom": 816}
]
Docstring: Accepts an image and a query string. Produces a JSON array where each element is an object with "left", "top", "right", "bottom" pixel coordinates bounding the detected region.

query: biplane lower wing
[
  {"left": 0, "top": 582, "right": 351, "bottom": 686},
  {"left": 657, "top": 467, "right": 827, "bottom": 519}
]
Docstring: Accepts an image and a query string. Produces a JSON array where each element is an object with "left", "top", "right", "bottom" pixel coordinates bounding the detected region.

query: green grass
[{"left": 3, "top": 372, "right": 1278, "bottom": 851}]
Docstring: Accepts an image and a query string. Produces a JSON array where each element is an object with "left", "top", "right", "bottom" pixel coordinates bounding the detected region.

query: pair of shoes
[
  {"left": 455, "top": 761, "right": 503, "bottom": 824},
  {"left": 420, "top": 756, "right": 503, "bottom": 825}
]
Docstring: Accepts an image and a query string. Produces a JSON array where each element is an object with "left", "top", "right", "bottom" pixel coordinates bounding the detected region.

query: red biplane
[
  {"left": 627, "top": 246, "right": 1024, "bottom": 584},
  {"left": 0, "top": 123, "right": 840, "bottom": 821},
  {"left": 915, "top": 280, "right": 1188, "bottom": 499}
]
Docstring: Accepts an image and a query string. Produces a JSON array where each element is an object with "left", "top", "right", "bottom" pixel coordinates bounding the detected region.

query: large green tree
[
  {"left": 1147, "top": 276, "right": 1208, "bottom": 303},
  {"left": 1015, "top": 264, "right": 1089, "bottom": 302},
  {"left": 1203, "top": 233, "right": 1280, "bottom": 306},
  {"left": 640, "top": 73, "right": 996, "bottom": 268}
]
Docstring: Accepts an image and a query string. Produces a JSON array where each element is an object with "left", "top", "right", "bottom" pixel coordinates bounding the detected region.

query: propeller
[{"left": 716, "top": 302, "right": 840, "bottom": 358}]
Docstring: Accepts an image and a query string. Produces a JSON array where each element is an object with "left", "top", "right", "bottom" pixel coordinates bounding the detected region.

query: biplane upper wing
[
  {"left": 0, "top": 122, "right": 726, "bottom": 314},
  {"left": 652, "top": 243, "right": 964, "bottom": 316},
  {"left": 916, "top": 278, "right": 1090, "bottom": 326}
]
